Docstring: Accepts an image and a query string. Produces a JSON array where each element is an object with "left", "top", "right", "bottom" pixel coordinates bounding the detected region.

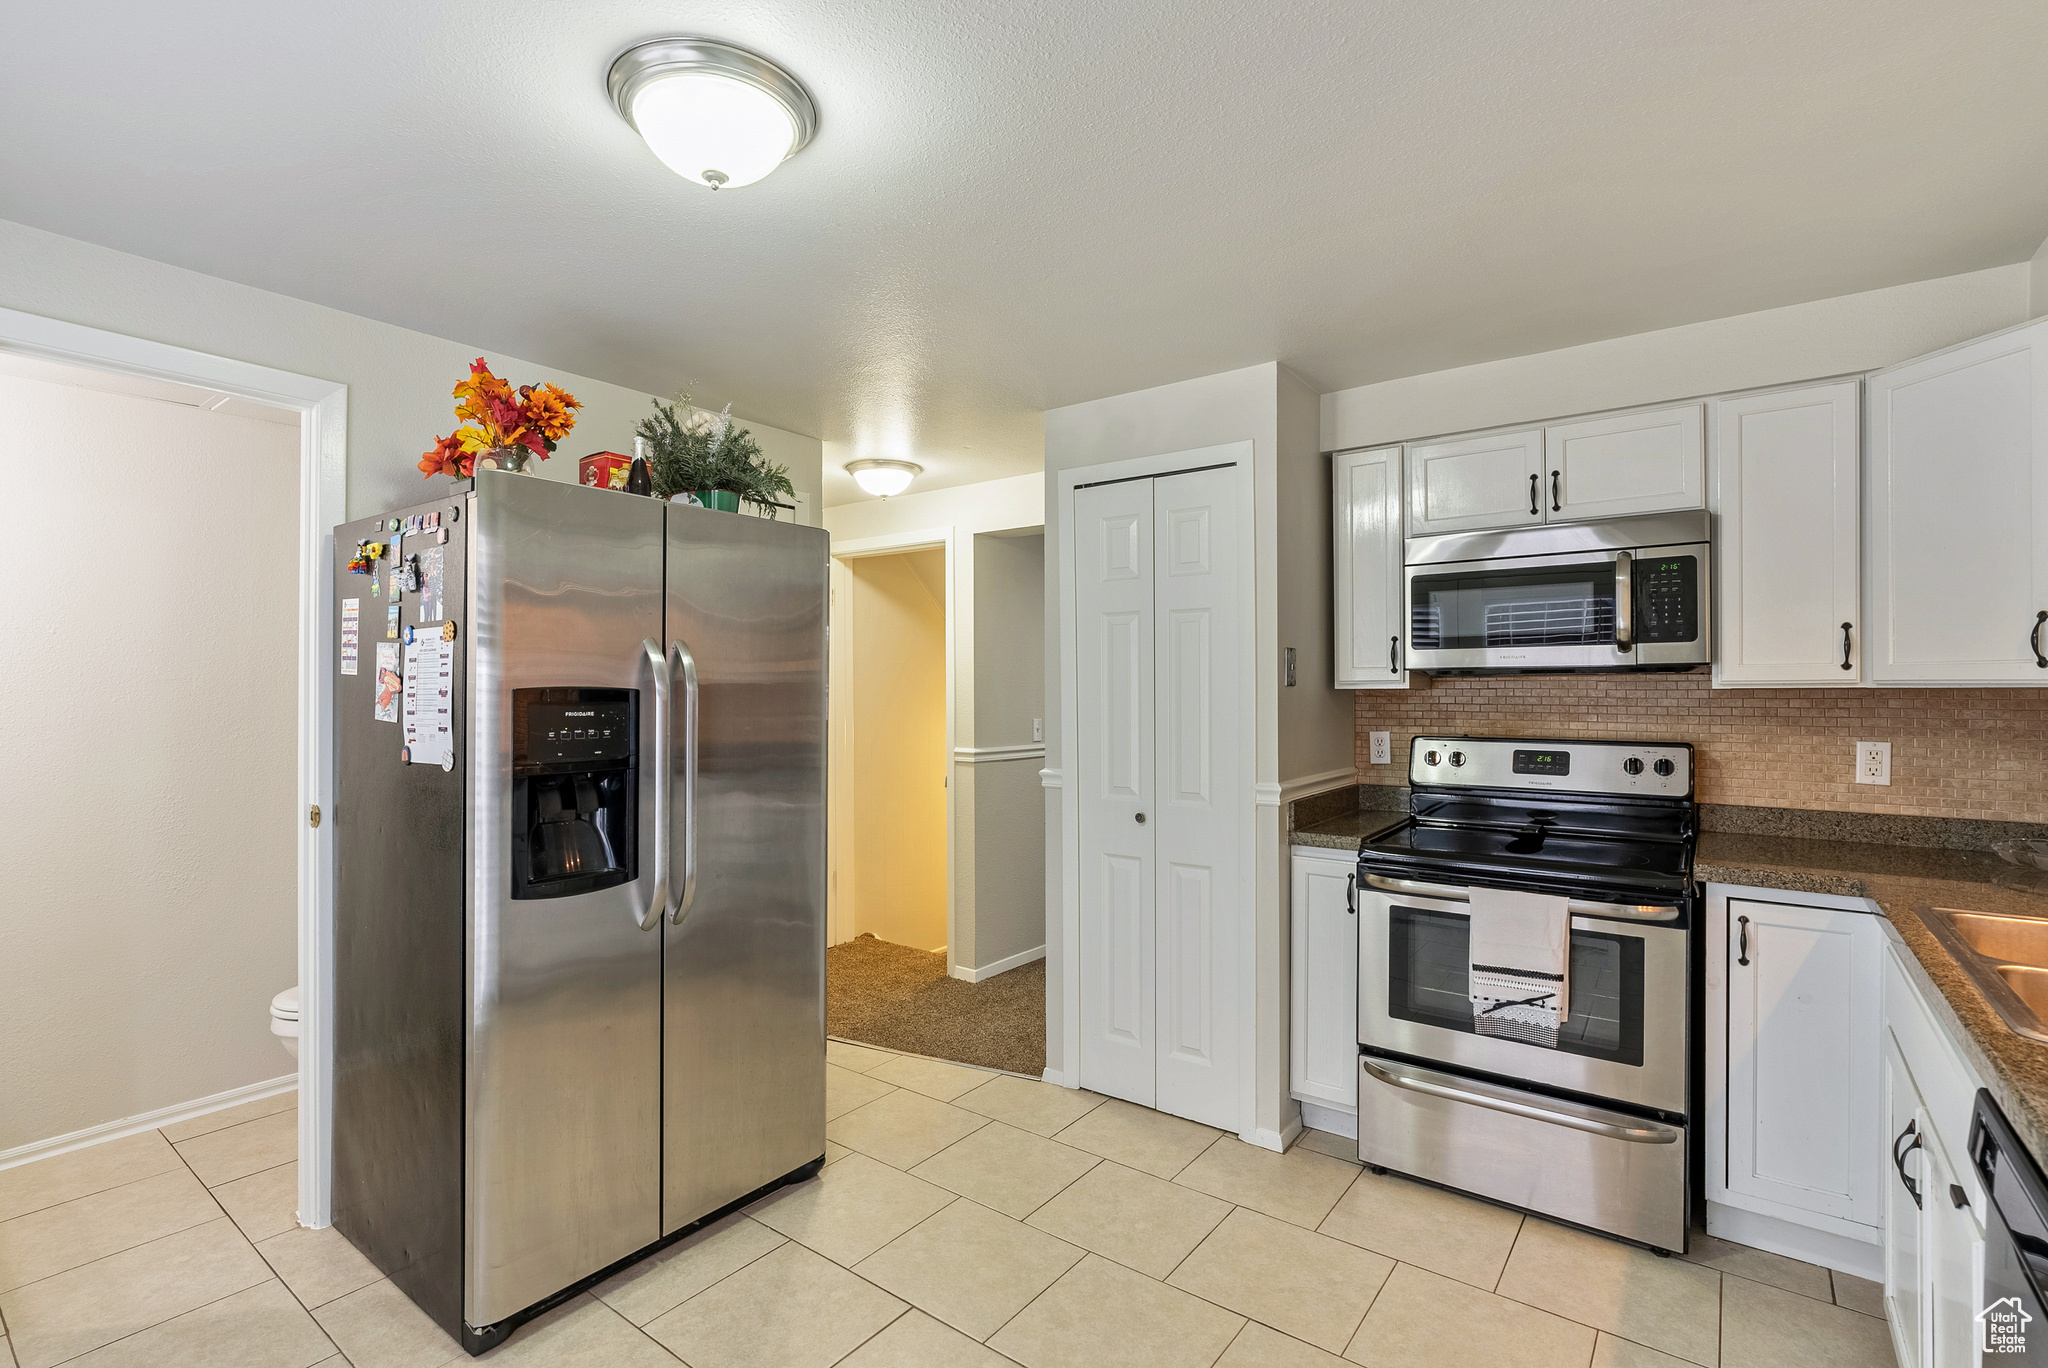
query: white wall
[
  {"left": 960, "top": 534, "right": 1046, "bottom": 974},
  {"left": 0, "top": 219, "right": 823, "bottom": 523},
  {"left": 848, "top": 550, "right": 949, "bottom": 951},
  {"left": 0, "top": 373, "right": 300, "bottom": 1151},
  {"left": 2032, "top": 234, "right": 2048, "bottom": 320},
  {"left": 1041, "top": 362, "right": 1344, "bottom": 1143},
  {"left": 823, "top": 472, "right": 1042, "bottom": 543},
  {"left": 824, "top": 473, "right": 1047, "bottom": 978},
  {"left": 1322, "top": 263, "right": 2031, "bottom": 452}
]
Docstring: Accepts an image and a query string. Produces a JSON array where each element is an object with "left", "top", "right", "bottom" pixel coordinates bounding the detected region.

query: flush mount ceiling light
[
  {"left": 608, "top": 37, "right": 817, "bottom": 190},
  {"left": 846, "top": 459, "right": 922, "bottom": 498}
]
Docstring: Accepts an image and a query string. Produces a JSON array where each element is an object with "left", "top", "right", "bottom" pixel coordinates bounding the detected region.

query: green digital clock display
[{"left": 1512, "top": 749, "right": 1571, "bottom": 776}]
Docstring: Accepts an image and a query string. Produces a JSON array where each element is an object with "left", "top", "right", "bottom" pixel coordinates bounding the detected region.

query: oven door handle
[
  {"left": 1360, "top": 872, "right": 1681, "bottom": 922},
  {"left": 1362, "top": 1058, "right": 1681, "bottom": 1145}
]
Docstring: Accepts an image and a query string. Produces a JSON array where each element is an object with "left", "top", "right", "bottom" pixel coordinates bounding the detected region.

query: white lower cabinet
[
  {"left": 1290, "top": 847, "right": 1358, "bottom": 1113},
  {"left": 1883, "top": 939, "right": 1987, "bottom": 1368},
  {"left": 1710, "top": 890, "right": 1886, "bottom": 1244}
]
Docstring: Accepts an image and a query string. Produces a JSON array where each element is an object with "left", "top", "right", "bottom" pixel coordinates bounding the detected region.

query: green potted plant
[{"left": 636, "top": 392, "right": 795, "bottom": 515}]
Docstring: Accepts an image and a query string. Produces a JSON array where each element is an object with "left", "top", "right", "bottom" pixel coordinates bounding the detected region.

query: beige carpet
[{"left": 827, "top": 933, "right": 1046, "bottom": 1077}]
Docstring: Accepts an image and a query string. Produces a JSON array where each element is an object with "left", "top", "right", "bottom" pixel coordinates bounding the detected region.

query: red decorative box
[{"left": 579, "top": 451, "right": 632, "bottom": 490}]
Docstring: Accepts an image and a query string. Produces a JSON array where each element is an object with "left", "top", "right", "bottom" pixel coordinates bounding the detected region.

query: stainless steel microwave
[{"left": 1403, "top": 511, "right": 1710, "bottom": 674}]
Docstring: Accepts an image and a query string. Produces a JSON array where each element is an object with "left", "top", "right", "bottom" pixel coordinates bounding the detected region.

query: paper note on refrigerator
[
  {"left": 401, "top": 637, "right": 454, "bottom": 767},
  {"left": 340, "top": 598, "right": 359, "bottom": 675}
]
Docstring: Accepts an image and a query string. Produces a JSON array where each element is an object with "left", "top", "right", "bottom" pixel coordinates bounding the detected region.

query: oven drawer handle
[
  {"left": 1362, "top": 1058, "right": 1680, "bottom": 1145},
  {"left": 1359, "top": 873, "right": 1681, "bottom": 922}
]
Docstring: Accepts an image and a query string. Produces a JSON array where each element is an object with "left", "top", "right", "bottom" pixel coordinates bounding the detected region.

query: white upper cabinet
[
  {"left": 1712, "top": 382, "right": 1861, "bottom": 686},
  {"left": 1333, "top": 446, "right": 1408, "bottom": 688},
  {"left": 1544, "top": 404, "right": 1704, "bottom": 521},
  {"left": 1405, "top": 427, "right": 1543, "bottom": 535},
  {"left": 1867, "top": 317, "right": 2048, "bottom": 685}
]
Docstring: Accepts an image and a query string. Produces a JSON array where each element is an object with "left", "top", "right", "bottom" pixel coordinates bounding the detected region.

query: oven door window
[
  {"left": 1411, "top": 562, "right": 1615, "bottom": 650},
  {"left": 1387, "top": 905, "right": 1644, "bottom": 1067}
]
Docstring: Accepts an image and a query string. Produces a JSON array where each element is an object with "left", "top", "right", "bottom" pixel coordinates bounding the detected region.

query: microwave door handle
[
  {"left": 669, "top": 637, "right": 700, "bottom": 926},
  {"left": 1613, "top": 550, "right": 1634, "bottom": 652},
  {"left": 638, "top": 638, "right": 672, "bottom": 931}
]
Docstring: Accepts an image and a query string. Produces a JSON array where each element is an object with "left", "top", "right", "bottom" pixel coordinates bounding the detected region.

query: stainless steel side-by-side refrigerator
[{"left": 330, "top": 472, "right": 826, "bottom": 1354}]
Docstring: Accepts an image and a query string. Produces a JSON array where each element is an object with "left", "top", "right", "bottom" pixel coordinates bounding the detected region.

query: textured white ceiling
[{"left": 6, "top": 1, "right": 2046, "bottom": 505}]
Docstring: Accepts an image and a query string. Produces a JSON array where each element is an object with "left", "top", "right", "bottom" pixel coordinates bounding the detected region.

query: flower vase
[
  {"left": 476, "top": 446, "right": 534, "bottom": 475},
  {"left": 681, "top": 490, "right": 741, "bottom": 512}
]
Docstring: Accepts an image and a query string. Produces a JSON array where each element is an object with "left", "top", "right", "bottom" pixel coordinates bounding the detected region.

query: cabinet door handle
[
  {"left": 1841, "top": 622, "right": 1853, "bottom": 671},
  {"left": 1389, "top": 635, "right": 1400, "bottom": 674},
  {"left": 1893, "top": 1120, "right": 1924, "bottom": 1210},
  {"left": 1736, "top": 915, "right": 1750, "bottom": 966},
  {"left": 1550, "top": 470, "right": 1561, "bottom": 513},
  {"left": 2033, "top": 610, "right": 2046, "bottom": 668},
  {"left": 1346, "top": 873, "right": 1356, "bottom": 916},
  {"left": 1950, "top": 1183, "right": 1970, "bottom": 1209},
  {"left": 1528, "top": 472, "right": 1538, "bottom": 516}
]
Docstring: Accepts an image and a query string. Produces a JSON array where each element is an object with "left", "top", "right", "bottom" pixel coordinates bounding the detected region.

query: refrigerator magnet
[
  {"left": 441, "top": 620, "right": 458, "bottom": 642},
  {"left": 386, "top": 604, "right": 400, "bottom": 640},
  {"left": 374, "top": 643, "right": 400, "bottom": 723}
]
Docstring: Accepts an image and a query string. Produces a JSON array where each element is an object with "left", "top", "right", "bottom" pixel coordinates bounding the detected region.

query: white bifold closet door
[{"left": 1074, "top": 464, "right": 1244, "bottom": 1130}]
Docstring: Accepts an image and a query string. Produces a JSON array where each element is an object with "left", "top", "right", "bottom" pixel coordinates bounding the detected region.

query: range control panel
[{"left": 1410, "top": 736, "right": 1692, "bottom": 797}]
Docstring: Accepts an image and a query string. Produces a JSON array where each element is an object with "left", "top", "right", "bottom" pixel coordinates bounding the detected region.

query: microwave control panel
[{"left": 1633, "top": 556, "right": 1698, "bottom": 643}]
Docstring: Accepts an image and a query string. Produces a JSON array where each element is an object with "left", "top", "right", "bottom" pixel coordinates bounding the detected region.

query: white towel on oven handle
[{"left": 1466, "top": 886, "right": 1571, "bottom": 1047}]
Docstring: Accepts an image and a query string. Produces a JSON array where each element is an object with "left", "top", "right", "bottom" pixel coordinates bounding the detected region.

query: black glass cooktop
[{"left": 1360, "top": 807, "right": 1694, "bottom": 899}]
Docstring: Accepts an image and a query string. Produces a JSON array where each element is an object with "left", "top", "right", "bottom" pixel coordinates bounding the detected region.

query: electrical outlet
[
  {"left": 1033, "top": 717, "right": 1043, "bottom": 743},
  {"left": 1855, "top": 740, "right": 1891, "bottom": 785},
  {"left": 1369, "top": 731, "right": 1392, "bottom": 765}
]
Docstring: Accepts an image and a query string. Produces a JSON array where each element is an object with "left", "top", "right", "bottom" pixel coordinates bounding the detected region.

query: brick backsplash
[{"left": 1353, "top": 675, "right": 2048, "bottom": 822}]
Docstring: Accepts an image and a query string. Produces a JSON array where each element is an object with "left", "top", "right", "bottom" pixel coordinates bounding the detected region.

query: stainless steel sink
[{"left": 1917, "top": 906, "right": 2048, "bottom": 1044}]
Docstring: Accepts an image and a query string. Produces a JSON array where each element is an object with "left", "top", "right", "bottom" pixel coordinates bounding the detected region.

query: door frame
[
  {"left": 827, "top": 527, "right": 958, "bottom": 964},
  {"left": 1055, "top": 442, "right": 1257, "bottom": 1135},
  {"left": 0, "top": 305, "right": 347, "bottom": 1226}
]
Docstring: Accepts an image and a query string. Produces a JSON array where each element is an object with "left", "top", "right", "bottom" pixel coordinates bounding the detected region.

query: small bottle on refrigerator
[{"left": 626, "top": 437, "right": 653, "bottom": 497}]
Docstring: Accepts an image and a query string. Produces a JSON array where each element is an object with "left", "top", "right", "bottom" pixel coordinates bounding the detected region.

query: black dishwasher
[{"left": 1970, "top": 1089, "right": 2047, "bottom": 1358}]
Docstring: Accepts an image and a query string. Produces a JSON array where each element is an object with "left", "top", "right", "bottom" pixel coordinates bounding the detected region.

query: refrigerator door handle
[
  {"left": 639, "top": 638, "right": 672, "bottom": 931},
  {"left": 669, "top": 636, "right": 700, "bottom": 926}
]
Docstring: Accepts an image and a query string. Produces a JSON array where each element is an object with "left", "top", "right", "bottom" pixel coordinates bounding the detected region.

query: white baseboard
[
  {"left": 0, "top": 1074, "right": 299, "bottom": 1172},
  {"left": 950, "top": 944, "right": 1047, "bottom": 983},
  {"left": 1041, "top": 1068, "right": 1072, "bottom": 1088},
  {"left": 1241, "top": 1114, "right": 1300, "bottom": 1154},
  {"left": 1298, "top": 1098, "right": 1359, "bottom": 1140},
  {"left": 1705, "top": 1201, "right": 1883, "bottom": 1282}
]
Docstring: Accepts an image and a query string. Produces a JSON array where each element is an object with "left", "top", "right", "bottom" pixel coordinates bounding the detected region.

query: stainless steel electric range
[{"left": 1354, "top": 736, "right": 1697, "bottom": 1253}]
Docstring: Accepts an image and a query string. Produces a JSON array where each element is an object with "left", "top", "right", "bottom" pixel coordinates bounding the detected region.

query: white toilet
[{"left": 270, "top": 986, "right": 300, "bottom": 1060}]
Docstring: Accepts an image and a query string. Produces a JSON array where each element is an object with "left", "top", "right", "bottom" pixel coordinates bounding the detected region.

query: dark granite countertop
[
  {"left": 1698, "top": 829, "right": 2048, "bottom": 1163},
  {"left": 1287, "top": 784, "right": 2048, "bottom": 1162}
]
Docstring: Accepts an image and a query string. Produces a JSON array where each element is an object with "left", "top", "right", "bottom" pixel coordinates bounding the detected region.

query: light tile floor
[{"left": 0, "top": 1048, "right": 1896, "bottom": 1367}]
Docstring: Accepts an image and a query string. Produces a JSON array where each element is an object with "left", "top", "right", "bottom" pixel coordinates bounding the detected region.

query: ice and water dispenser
[{"left": 510, "top": 687, "right": 637, "bottom": 898}]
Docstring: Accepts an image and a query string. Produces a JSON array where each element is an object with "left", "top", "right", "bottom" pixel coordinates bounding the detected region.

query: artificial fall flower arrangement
[{"left": 418, "top": 358, "right": 582, "bottom": 479}]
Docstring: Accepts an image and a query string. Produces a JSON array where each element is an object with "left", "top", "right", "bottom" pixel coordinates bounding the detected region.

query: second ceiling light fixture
[{"left": 608, "top": 37, "right": 817, "bottom": 189}]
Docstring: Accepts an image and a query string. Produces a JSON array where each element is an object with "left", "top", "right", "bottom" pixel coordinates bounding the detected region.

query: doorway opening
[
  {"left": 826, "top": 530, "right": 1048, "bottom": 1077},
  {"left": 0, "top": 350, "right": 307, "bottom": 1168}
]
